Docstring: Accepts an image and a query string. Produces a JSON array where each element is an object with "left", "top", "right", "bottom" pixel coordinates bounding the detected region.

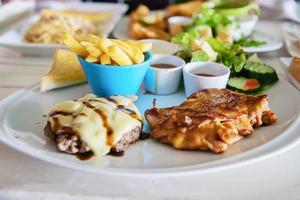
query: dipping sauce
[
  {"left": 151, "top": 63, "right": 176, "bottom": 69},
  {"left": 194, "top": 73, "right": 216, "bottom": 77}
]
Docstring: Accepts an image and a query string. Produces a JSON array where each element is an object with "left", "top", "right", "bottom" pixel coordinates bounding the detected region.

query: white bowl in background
[
  {"left": 168, "top": 16, "right": 193, "bottom": 36},
  {"left": 238, "top": 14, "right": 258, "bottom": 38}
]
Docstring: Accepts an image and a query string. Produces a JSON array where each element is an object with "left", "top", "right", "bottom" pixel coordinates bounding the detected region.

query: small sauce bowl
[
  {"left": 168, "top": 16, "right": 193, "bottom": 36},
  {"left": 144, "top": 54, "right": 185, "bottom": 95},
  {"left": 183, "top": 62, "right": 230, "bottom": 97}
]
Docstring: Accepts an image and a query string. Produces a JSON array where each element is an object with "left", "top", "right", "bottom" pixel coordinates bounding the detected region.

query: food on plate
[
  {"left": 40, "top": 49, "right": 86, "bottom": 92},
  {"left": 145, "top": 88, "right": 277, "bottom": 153},
  {"left": 174, "top": 4, "right": 261, "bottom": 46},
  {"left": 288, "top": 57, "right": 300, "bottom": 82},
  {"left": 214, "top": 1, "right": 260, "bottom": 17},
  {"left": 172, "top": 26, "right": 278, "bottom": 94},
  {"left": 63, "top": 34, "right": 152, "bottom": 66},
  {"left": 44, "top": 94, "right": 143, "bottom": 159},
  {"left": 243, "top": 60, "right": 279, "bottom": 84},
  {"left": 168, "top": 16, "right": 193, "bottom": 36},
  {"left": 227, "top": 77, "right": 261, "bottom": 94},
  {"left": 166, "top": 1, "right": 204, "bottom": 17},
  {"left": 24, "top": 9, "right": 111, "bottom": 44},
  {"left": 129, "top": 5, "right": 170, "bottom": 40}
]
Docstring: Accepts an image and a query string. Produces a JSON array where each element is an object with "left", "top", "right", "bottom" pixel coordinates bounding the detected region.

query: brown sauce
[
  {"left": 194, "top": 73, "right": 216, "bottom": 77},
  {"left": 105, "top": 96, "right": 118, "bottom": 104},
  {"left": 83, "top": 101, "right": 114, "bottom": 146},
  {"left": 151, "top": 63, "right": 176, "bottom": 69},
  {"left": 139, "top": 132, "right": 151, "bottom": 140},
  {"left": 50, "top": 111, "right": 73, "bottom": 117},
  {"left": 76, "top": 151, "right": 94, "bottom": 160},
  {"left": 108, "top": 148, "right": 124, "bottom": 157}
]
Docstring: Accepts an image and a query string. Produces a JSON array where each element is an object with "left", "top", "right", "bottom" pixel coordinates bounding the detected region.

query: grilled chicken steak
[{"left": 145, "top": 89, "right": 277, "bottom": 153}]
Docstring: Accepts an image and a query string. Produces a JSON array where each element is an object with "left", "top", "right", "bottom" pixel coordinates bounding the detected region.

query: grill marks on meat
[{"left": 145, "top": 89, "right": 277, "bottom": 153}]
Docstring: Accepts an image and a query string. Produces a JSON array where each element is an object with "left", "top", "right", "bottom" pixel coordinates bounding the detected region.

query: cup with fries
[{"left": 64, "top": 34, "right": 153, "bottom": 96}]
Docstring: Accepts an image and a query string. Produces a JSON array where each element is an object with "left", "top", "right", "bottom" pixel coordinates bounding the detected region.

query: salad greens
[
  {"left": 234, "top": 35, "right": 266, "bottom": 47},
  {"left": 191, "top": 51, "right": 210, "bottom": 62},
  {"left": 186, "top": 8, "right": 232, "bottom": 31},
  {"left": 214, "top": 1, "right": 260, "bottom": 17},
  {"left": 171, "top": 9, "right": 277, "bottom": 94},
  {"left": 172, "top": 33, "right": 248, "bottom": 73}
]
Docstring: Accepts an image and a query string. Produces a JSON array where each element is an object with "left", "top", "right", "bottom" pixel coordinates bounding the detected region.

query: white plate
[
  {"left": 113, "top": 17, "right": 283, "bottom": 54},
  {"left": 0, "top": 2, "right": 128, "bottom": 57},
  {"left": 243, "top": 30, "right": 283, "bottom": 53},
  {"left": 280, "top": 57, "right": 300, "bottom": 91},
  {"left": 0, "top": 80, "right": 299, "bottom": 176},
  {"left": 139, "top": 39, "right": 180, "bottom": 55}
]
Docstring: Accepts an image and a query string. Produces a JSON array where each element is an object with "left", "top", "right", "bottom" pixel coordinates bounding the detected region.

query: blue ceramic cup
[{"left": 78, "top": 52, "right": 152, "bottom": 96}]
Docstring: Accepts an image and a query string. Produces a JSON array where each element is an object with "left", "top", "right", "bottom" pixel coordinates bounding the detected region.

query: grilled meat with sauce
[
  {"left": 145, "top": 89, "right": 277, "bottom": 153},
  {"left": 44, "top": 94, "right": 143, "bottom": 159}
]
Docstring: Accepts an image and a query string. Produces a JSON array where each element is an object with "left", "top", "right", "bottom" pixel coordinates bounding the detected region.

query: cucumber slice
[
  {"left": 243, "top": 62, "right": 279, "bottom": 83},
  {"left": 227, "top": 77, "right": 262, "bottom": 94}
]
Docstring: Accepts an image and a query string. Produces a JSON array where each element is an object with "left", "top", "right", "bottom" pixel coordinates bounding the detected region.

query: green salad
[
  {"left": 171, "top": 6, "right": 278, "bottom": 94},
  {"left": 179, "top": 5, "right": 264, "bottom": 48}
]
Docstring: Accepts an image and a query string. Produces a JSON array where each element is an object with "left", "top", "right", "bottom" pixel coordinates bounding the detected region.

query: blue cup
[{"left": 78, "top": 52, "right": 152, "bottom": 96}]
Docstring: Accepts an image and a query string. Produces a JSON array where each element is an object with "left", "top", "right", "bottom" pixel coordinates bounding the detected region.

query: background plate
[
  {"left": 0, "top": 2, "right": 128, "bottom": 57},
  {"left": 0, "top": 80, "right": 299, "bottom": 176}
]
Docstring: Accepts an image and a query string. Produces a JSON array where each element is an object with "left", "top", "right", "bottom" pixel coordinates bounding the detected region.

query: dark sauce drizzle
[
  {"left": 108, "top": 147, "right": 125, "bottom": 157},
  {"left": 76, "top": 151, "right": 94, "bottom": 160},
  {"left": 47, "top": 96, "right": 144, "bottom": 160}
]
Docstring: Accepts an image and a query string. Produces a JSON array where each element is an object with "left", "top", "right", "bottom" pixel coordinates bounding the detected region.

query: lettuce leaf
[
  {"left": 171, "top": 32, "right": 199, "bottom": 50},
  {"left": 191, "top": 51, "right": 210, "bottom": 62}
]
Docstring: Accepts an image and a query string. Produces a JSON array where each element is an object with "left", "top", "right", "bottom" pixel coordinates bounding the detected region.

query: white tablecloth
[{"left": 0, "top": 21, "right": 299, "bottom": 200}]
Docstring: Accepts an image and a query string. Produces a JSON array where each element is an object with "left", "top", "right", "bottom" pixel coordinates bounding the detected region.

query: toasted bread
[
  {"left": 40, "top": 49, "right": 86, "bottom": 92},
  {"left": 288, "top": 57, "right": 300, "bottom": 82}
]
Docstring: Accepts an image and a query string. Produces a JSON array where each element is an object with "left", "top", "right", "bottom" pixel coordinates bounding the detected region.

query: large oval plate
[{"left": 0, "top": 80, "right": 299, "bottom": 176}]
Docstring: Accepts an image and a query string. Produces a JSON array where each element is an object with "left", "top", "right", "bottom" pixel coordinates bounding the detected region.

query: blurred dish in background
[
  {"left": 24, "top": 9, "right": 112, "bottom": 44},
  {"left": 166, "top": 0, "right": 205, "bottom": 17},
  {"left": 0, "top": 2, "right": 128, "bottom": 57},
  {"left": 129, "top": 5, "right": 170, "bottom": 40}
]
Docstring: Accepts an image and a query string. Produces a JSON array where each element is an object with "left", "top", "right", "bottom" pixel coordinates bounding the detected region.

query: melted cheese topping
[{"left": 48, "top": 94, "right": 143, "bottom": 157}]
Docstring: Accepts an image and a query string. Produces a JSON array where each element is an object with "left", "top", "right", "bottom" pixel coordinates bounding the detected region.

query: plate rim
[{"left": 0, "top": 80, "right": 299, "bottom": 177}]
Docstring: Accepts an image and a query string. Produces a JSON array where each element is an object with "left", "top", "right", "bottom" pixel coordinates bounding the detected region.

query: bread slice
[
  {"left": 40, "top": 49, "right": 86, "bottom": 92},
  {"left": 288, "top": 57, "right": 300, "bottom": 82}
]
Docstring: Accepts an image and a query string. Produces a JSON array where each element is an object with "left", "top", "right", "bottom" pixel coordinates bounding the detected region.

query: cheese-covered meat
[{"left": 44, "top": 94, "right": 143, "bottom": 159}]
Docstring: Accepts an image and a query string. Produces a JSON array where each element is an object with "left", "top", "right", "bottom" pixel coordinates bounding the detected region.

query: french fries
[
  {"left": 63, "top": 34, "right": 152, "bottom": 66},
  {"left": 63, "top": 33, "right": 88, "bottom": 57}
]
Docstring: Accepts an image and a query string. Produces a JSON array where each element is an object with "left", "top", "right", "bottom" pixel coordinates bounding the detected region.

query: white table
[{"left": 0, "top": 21, "right": 299, "bottom": 200}]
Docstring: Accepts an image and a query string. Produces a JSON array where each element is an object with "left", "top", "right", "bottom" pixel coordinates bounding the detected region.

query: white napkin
[
  {"left": 281, "top": 0, "right": 300, "bottom": 23},
  {"left": 258, "top": 0, "right": 300, "bottom": 23},
  {"left": 0, "top": 0, "right": 35, "bottom": 34},
  {"left": 282, "top": 22, "right": 300, "bottom": 57}
]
